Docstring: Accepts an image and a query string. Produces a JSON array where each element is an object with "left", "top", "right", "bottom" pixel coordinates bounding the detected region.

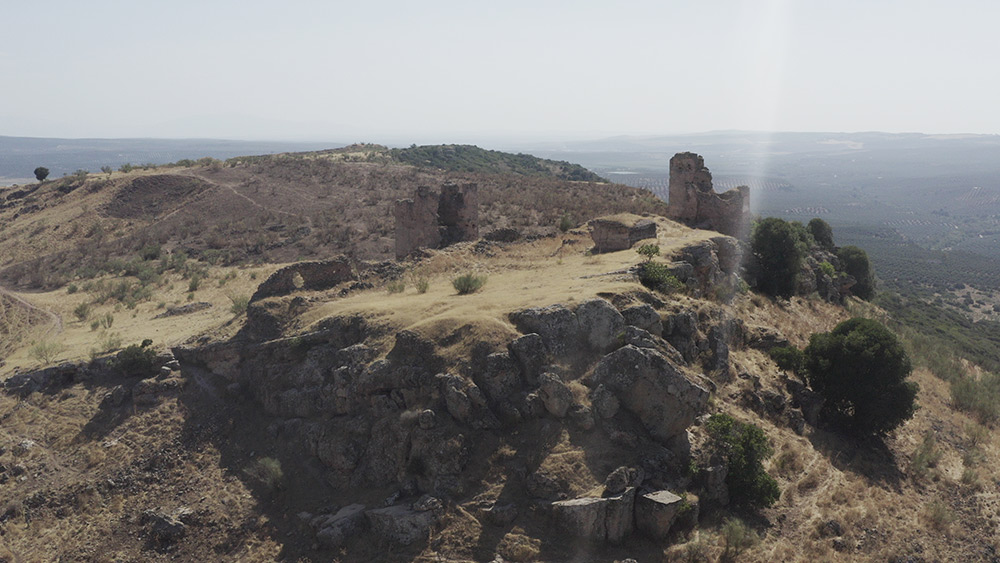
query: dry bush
[
  {"left": 498, "top": 529, "right": 541, "bottom": 562},
  {"left": 910, "top": 431, "right": 942, "bottom": 480},
  {"left": 29, "top": 339, "right": 65, "bottom": 365},
  {"left": 924, "top": 499, "right": 955, "bottom": 530}
]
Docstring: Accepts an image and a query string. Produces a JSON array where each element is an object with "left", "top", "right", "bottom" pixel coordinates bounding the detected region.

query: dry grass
[{"left": 1, "top": 262, "right": 277, "bottom": 376}]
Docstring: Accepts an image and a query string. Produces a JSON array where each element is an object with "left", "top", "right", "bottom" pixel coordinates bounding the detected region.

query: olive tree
[{"left": 804, "top": 318, "right": 917, "bottom": 436}]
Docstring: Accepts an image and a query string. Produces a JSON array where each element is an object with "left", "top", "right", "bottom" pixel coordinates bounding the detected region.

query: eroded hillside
[{"left": 0, "top": 149, "right": 998, "bottom": 563}]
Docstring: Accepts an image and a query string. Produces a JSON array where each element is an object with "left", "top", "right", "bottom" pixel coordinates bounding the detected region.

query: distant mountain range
[{"left": 0, "top": 137, "right": 344, "bottom": 184}]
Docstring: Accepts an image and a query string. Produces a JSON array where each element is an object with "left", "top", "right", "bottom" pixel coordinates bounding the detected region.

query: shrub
[
  {"left": 838, "top": 245, "right": 875, "bottom": 300},
  {"left": 73, "top": 302, "right": 92, "bottom": 322},
  {"left": 721, "top": 517, "right": 759, "bottom": 560},
  {"left": 705, "top": 414, "right": 780, "bottom": 509},
  {"left": 803, "top": 318, "right": 917, "bottom": 435},
  {"left": 113, "top": 341, "right": 157, "bottom": 376},
  {"left": 925, "top": 499, "right": 955, "bottom": 530},
  {"left": 557, "top": 213, "right": 575, "bottom": 232},
  {"left": 139, "top": 243, "right": 161, "bottom": 261},
  {"left": 246, "top": 457, "right": 283, "bottom": 491},
  {"left": 29, "top": 340, "right": 65, "bottom": 365},
  {"left": 415, "top": 277, "right": 430, "bottom": 294},
  {"left": 188, "top": 276, "right": 201, "bottom": 292},
  {"left": 750, "top": 217, "right": 808, "bottom": 298},
  {"left": 818, "top": 261, "right": 835, "bottom": 277},
  {"left": 638, "top": 262, "right": 683, "bottom": 293},
  {"left": 67, "top": 284, "right": 78, "bottom": 294},
  {"left": 34, "top": 166, "right": 49, "bottom": 182},
  {"left": 636, "top": 243, "right": 660, "bottom": 262},
  {"left": 769, "top": 346, "right": 804, "bottom": 374},
  {"left": 910, "top": 431, "right": 942, "bottom": 480},
  {"left": 453, "top": 274, "right": 487, "bottom": 295},
  {"left": 386, "top": 280, "right": 405, "bottom": 294},
  {"left": 950, "top": 372, "right": 1000, "bottom": 423},
  {"left": 808, "top": 218, "right": 835, "bottom": 250},
  {"left": 228, "top": 293, "right": 250, "bottom": 316}
]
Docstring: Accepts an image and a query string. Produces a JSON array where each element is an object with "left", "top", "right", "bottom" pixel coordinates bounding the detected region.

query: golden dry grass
[
  {"left": 0, "top": 262, "right": 278, "bottom": 377},
  {"left": 300, "top": 217, "right": 711, "bottom": 359}
]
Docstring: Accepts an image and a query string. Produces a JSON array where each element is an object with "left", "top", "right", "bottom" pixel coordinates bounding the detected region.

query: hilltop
[
  {"left": 0, "top": 144, "right": 654, "bottom": 291},
  {"left": 0, "top": 147, "right": 997, "bottom": 562}
]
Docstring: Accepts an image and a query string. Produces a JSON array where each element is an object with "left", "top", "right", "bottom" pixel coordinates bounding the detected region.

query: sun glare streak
[{"left": 746, "top": 0, "right": 793, "bottom": 211}]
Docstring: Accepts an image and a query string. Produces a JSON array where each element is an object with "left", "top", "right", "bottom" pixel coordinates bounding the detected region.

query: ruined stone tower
[
  {"left": 394, "top": 182, "right": 479, "bottom": 260},
  {"left": 667, "top": 152, "right": 750, "bottom": 239}
]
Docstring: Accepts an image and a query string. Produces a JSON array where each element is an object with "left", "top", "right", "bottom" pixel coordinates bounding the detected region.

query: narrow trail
[
  {"left": 0, "top": 284, "right": 63, "bottom": 336},
  {"left": 177, "top": 170, "right": 312, "bottom": 225}
]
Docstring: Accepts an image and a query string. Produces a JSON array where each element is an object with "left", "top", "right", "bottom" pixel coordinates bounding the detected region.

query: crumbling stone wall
[
  {"left": 250, "top": 256, "right": 355, "bottom": 303},
  {"left": 667, "top": 152, "right": 750, "bottom": 239},
  {"left": 394, "top": 183, "right": 479, "bottom": 259},
  {"left": 438, "top": 183, "right": 478, "bottom": 246},
  {"left": 589, "top": 217, "right": 657, "bottom": 253}
]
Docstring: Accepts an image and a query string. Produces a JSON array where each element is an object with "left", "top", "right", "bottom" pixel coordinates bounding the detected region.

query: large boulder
[
  {"left": 537, "top": 373, "right": 573, "bottom": 418},
  {"left": 509, "top": 305, "right": 579, "bottom": 356},
  {"left": 474, "top": 352, "right": 521, "bottom": 404},
  {"left": 621, "top": 304, "right": 663, "bottom": 337},
  {"left": 312, "top": 504, "right": 367, "bottom": 548},
  {"left": 592, "top": 345, "right": 709, "bottom": 442},
  {"left": 365, "top": 498, "right": 443, "bottom": 546},
  {"left": 508, "top": 333, "right": 547, "bottom": 385},
  {"left": 549, "top": 488, "right": 635, "bottom": 544},
  {"left": 576, "top": 299, "right": 625, "bottom": 353},
  {"left": 635, "top": 491, "right": 685, "bottom": 540}
]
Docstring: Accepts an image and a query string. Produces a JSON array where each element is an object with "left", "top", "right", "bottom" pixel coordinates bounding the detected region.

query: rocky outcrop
[
  {"left": 589, "top": 216, "right": 656, "bottom": 253},
  {"left": 394, "top": 183, "right": 479, "bottom": 260},
  {"left": 593, "top": 345, "right": 710, "bottom": 443},
  {"left": 549, "top": 488, "right": 635, "bottom": 544},
  {"left": 508, "top": 304, "right": 579, "bottom": 356},
  {"left": 576, "top": 298, "right": 625, "bottom": 353},
  {"left": 171, "top": 293, "right": 742, "bottom": 552},
  {"left": 667, "top": 152, "right": 750, "bottom": 239},
  {"left": 365, "top": 496, "right": 443, "bottom": 545},
  {"left": 635, "top": 490, "right": 685, "bottom": 540}
]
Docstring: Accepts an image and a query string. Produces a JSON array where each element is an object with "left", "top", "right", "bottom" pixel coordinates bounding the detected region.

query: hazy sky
[{"left": 3, "top": 0, "right": 998, "bottom": 142}]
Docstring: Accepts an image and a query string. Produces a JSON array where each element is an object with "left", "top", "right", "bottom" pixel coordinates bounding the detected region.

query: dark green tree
[
  {"left": 838, "top": 245, "right": 875, "bottom": 300},
  {"left": 706, "top": 414, "right": 780, "bottom": 508},
  {"left": 750, "top": 217, "right": 807, "bottom": 298},
  {"left": 803, "top": 318, "right": 917, "bottom": 436},
  {"left": 807, "top": 218, "right": 835, "bottom": 250},
  {"left": 34, "top": 166, "right": 49, "bottom": 182}
]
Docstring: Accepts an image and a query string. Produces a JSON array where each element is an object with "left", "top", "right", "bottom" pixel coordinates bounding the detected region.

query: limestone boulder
[
  {"left": 549, "top": 488, "right": 635, "bottom": 544},
  {"left": 621, "top": 304, "right": 663, "bottom": 337},
  {"left": 365, "top": 501, "right": 442, "bottom": 546},
  {"left": 635, "top": 491, "right": 685, "bottom": 540},
  {"left": 592, "top": 345, "right": 709, "bottom": 442},
  {"left": 509, "top": 305, "right": 579, "bottom": 356},
  {"left": 474, "top": 352, "right": 521, "bottom": 404},
  {"left": 537, "top": 373, "right": 573, "bottom": 418},
  {"left": 312, "top": 504, "right": 366, "bottom": 548},
  {"left": 576, "top": 298, "right": 625, "bottom": 353}
]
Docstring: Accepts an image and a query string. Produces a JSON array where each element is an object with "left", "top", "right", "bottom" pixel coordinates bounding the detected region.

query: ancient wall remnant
[
  {"left": 667, "top": 152, "right": 750, "bottom": 239},
  {"left": 249, "top": 257, "right": 355, "bottom": 303},
  {"left": 589, "top": 215, "right": 657, "bottom": 253},
  {"left": 394, "top": 182, "right": 479, "bottom": 259}
]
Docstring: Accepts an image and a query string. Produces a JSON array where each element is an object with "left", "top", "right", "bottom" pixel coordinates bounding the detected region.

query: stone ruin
[
  {"left": 667, "top": 152, "right": 750, "bottom": 238},
  {"left": 394, "top": 183, "right": 479, "bottom": 260},
  {"left": 589, "top": 215, "right": 657, "bottom": 253},
  {"left": 249, "top": 257, "right": 355, "bottom": 303}
]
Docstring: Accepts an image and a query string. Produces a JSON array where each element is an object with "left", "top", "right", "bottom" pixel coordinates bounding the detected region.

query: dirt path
[
  {"left": 0, "top": 285, "right": 63, "bottom": 336},
  {"left": 177, "top": 170, "right": 312, "bottom": 225}
]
